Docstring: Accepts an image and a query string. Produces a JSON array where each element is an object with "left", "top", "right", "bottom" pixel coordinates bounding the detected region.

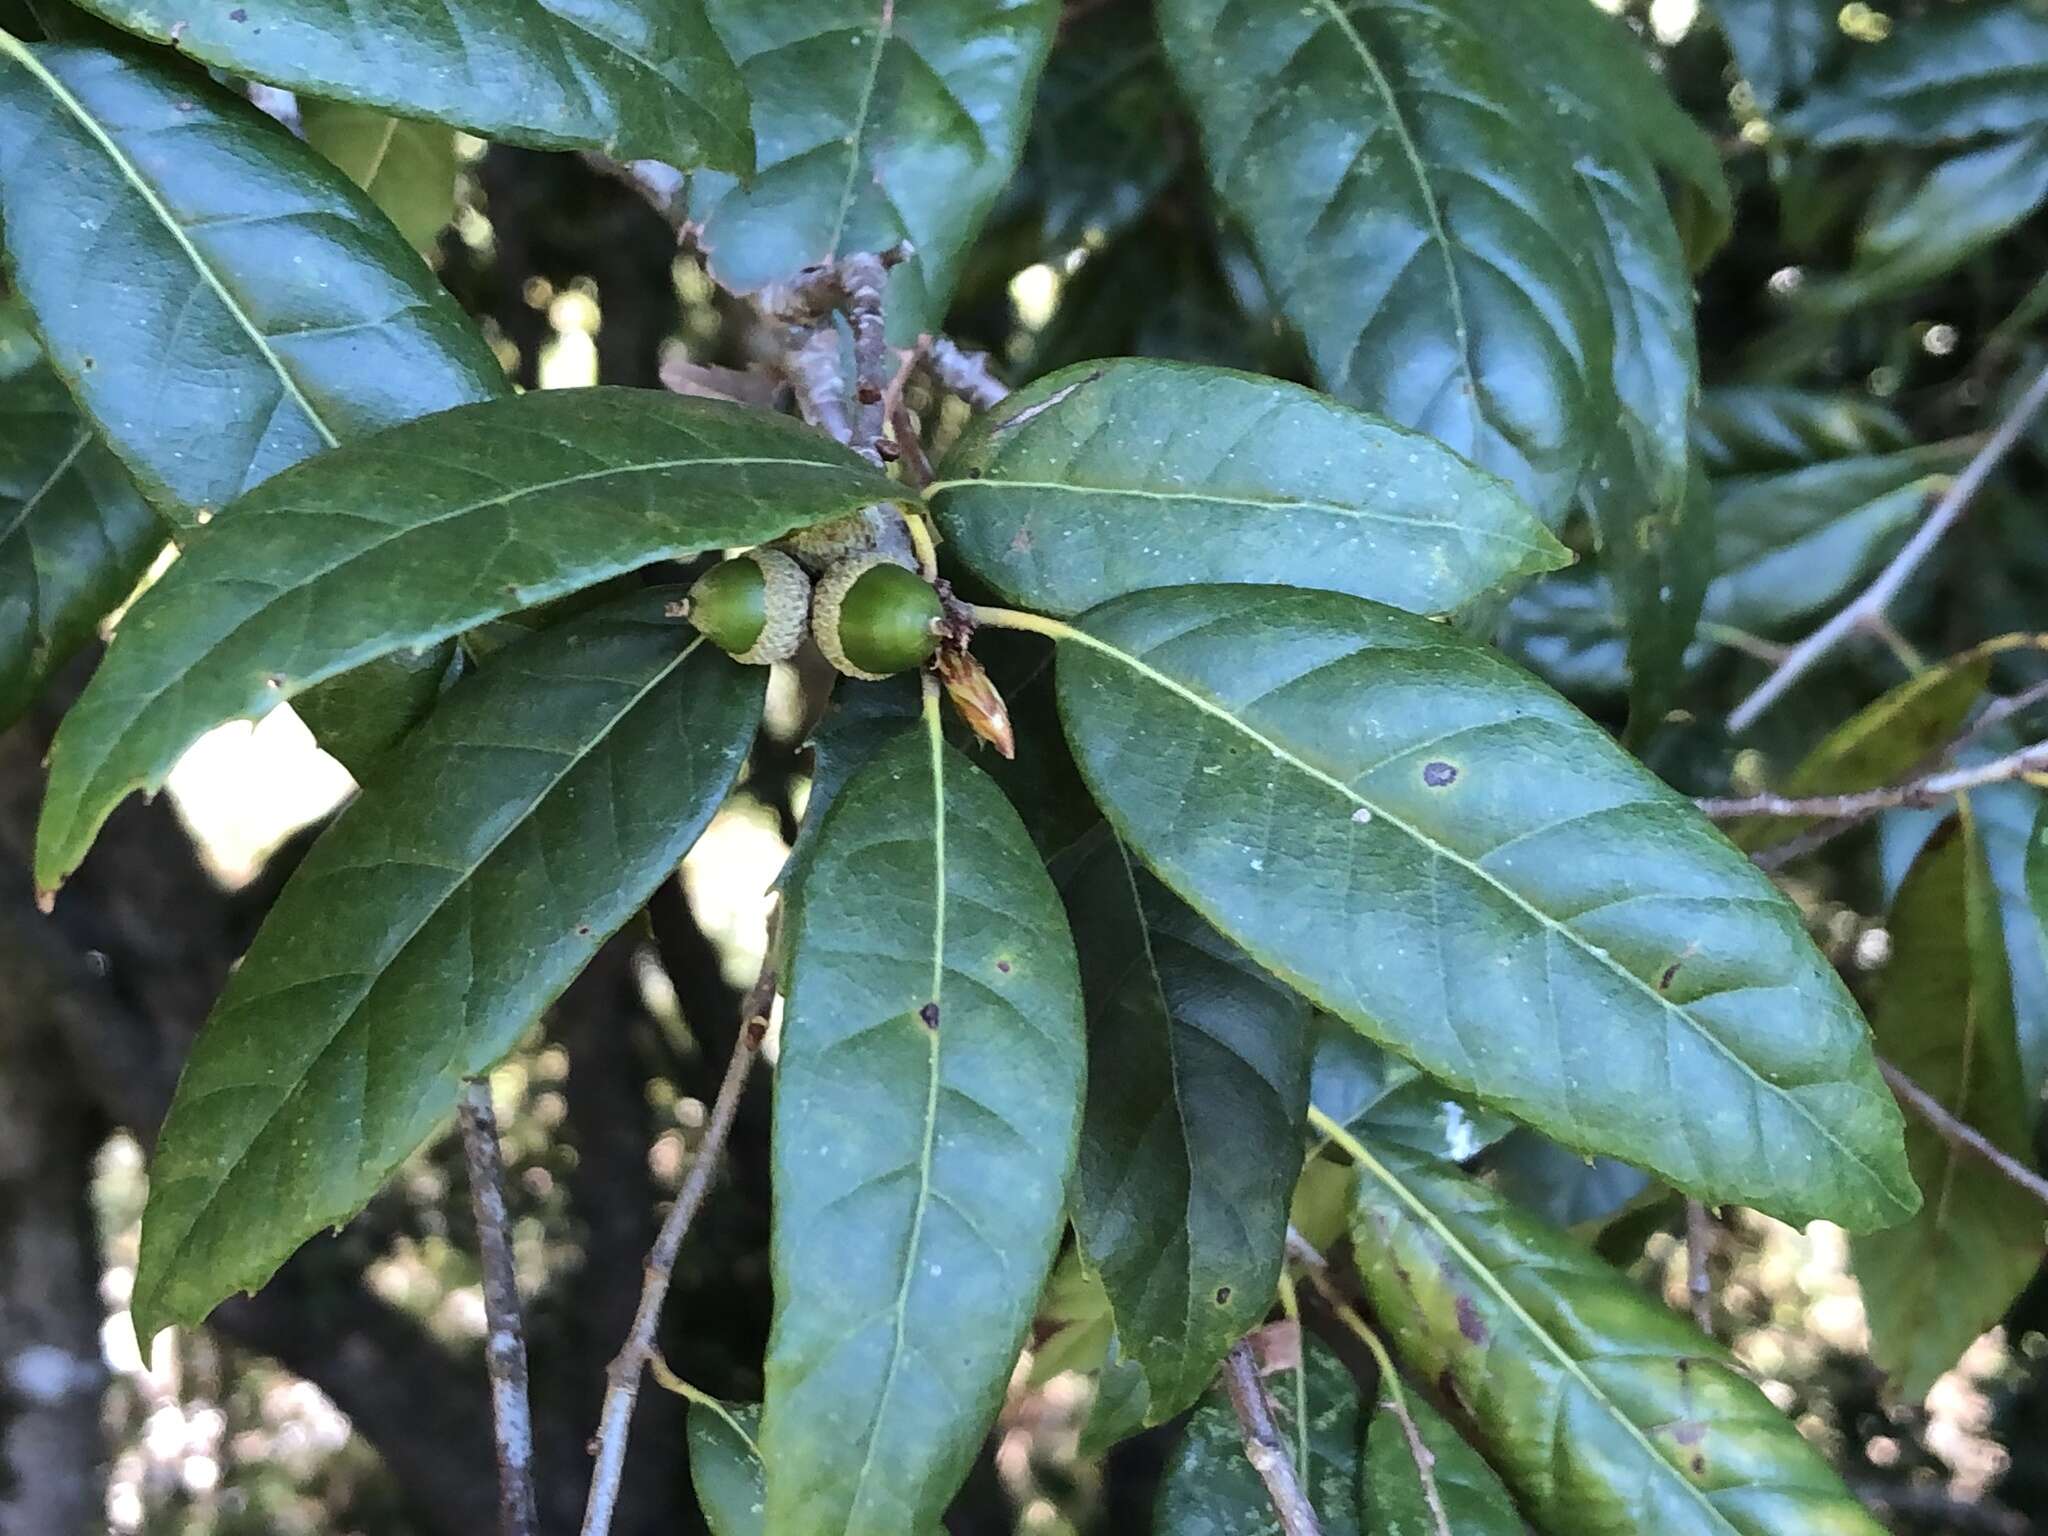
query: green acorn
[
  {"left": 683, "top": 549, "right": 811, "bottom": 664},
  {"left": 813, "top": 554, "right": 943, "bottom": 681}
]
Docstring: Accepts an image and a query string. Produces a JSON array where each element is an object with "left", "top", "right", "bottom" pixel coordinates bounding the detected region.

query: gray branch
[
  {"left": 1728, "top": 362, "right": 2048, "bottom": 732},
  {"left": 1221, "top": 1340, "right": 1323, "bottom": 1536},
  {"left": 457, "top": 1077, "right": 539, "bottom": 1536},
  {"left": 578, "top": 959, "right": 775, "bottom": 1536}
]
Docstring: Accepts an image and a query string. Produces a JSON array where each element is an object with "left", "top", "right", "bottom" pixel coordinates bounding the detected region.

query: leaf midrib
[
  {"left": 0, "top": 427, "right": 90, "bottom": 548},
  {"left": 825, "top": 4, "right": 893, "bottom": 259},
  {"left": 0, "top": 34, "right": 340, "bottom": 459},
  {"left": 1349, "top": 1139, "right": 1741, "bottom": 1535},
  {"left": 1062, "top": 616, "right": 1895, "bottom": 1201},
  {"left": 1110, "top": 835, "right": 1205, "bottom": 1398},
  {"left": 1309, "top": 0, "right": 1476, "bottom": 397},
  {"left": 843, "top": 699, "right": 947, "bottom": 1523},
  {"left": 139, "top": 634, "right": 714, "bottom": 1325},
  {"left": 927, "top": 478, "right": 1556, "bottom": 553},
  {"left": 49, "top": 449, "right": 872, "bottom": 852}
]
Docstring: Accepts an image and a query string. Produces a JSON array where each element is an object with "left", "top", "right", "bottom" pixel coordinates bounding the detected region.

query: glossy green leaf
[
  {"left": 688, "top": 1399, "right": 765, "bottom": 1536},
  {"left": 1485, "top": 1129, "right": 1651, "bottom": 1231},
  {"left": 1732, "top": 645, "right": 1995, "bottom": 851},
  {"left": 762, "top": 722, "right": 1084, "bottom": 1535},
  {"left": 132, "top": 593, "right": 762, "bottom": 1339},
  {"left": 1504, "top": 433, "right": 1966, "bottom": 696},
  {"left": 1060, "top": 827, "right": 1309, "bottom": 1421},
  {"left": 1363, "top": 1386, "right": 1520, "bottom": 1535},
  {"left": 1080, "top": 1338, "right": 1154, "bottom": 1457},
  {"left": 930, "top": 360, "right": 1566, "bottom": 621},
  {"left": 1704, "top": 446, "right": 1961, "bottom": 634},
  {"left": 299, "top": 100, "right": 458, "bottom": 255},
  {"left": 1596, "top": 449, "right": 1711, "bottom": 740},
  {"left": 694, "top": 0, "right": 1055, "bottom": 341},
  {"left": 1052, "top": 584, "right": 1916, "bottom": 1228},
  {"left": 1475, "top": 0, "right": 1716, "bottom": 721},
  {"left": 1785, "top": 6, "right": 2048, "bottom": 146},
  {"left": 289, "top": 639, "right": 464, "bottom": 776},
  {"left": 1155, "top": 1331, "right": 1364, "bottom": 1536},
  {"left": 1884, "top": 741, "right": 2048, "bottom": 1104},
  {"left": 1347, "top": 1142, "right": 1888, "bottom": 1536},
  {"left": 1297, "top": 1021, "right": 1512, "bottom": 1261},
  {"left": 1499, "top": 0, "right": 1710, "bottom": 497},
  {"left": 1008, "top": 2, "right": 1179, "bottom": 252},
  {"left": 1308, "top": 1016, "right": 1509, "bottom": 1164},
  {"left": 953, "top": 624, "right": 1098, "bottom": 862},
  {"left": 1854, "top": 816, "right": 2043, "bottom": 1402},
  {"left": 1692, "top": 388, "right": 1913, "bottom": 475},
  {"left": 1496, "top": 564, "right": 1632, "bottom": 701},
  {"left": 777, "top": 674, "right": 922, "bottom": 918},
  {"left": 0, "top": 332, "right": 163, "bottom": 728},
  {"left": 0, "top": 38, "right": 504, "bottom": 521},
  {"left": 1158, "top": 0, "right": 1613, "bottom": 524},
  {"left": 1823, "top": 132, "right": 2048, "bottom": 305},
  {"left": 1707, "top": 0, "right": 1840, "bottom": 111},
  {"left": 58, "top": 0, "right": 747, "bottom": 165},
  {"left": 35, "top": 386, "right": 903, "bottom": 894}
]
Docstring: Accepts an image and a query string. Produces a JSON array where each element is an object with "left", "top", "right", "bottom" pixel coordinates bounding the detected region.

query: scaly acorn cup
[
  {"left": 683, "top": 549, "right": 812, "bottom": 664},
  {"left": 813, "top": 554, "right": 944, "bottom": 681},
  {"left": 778, "top": 505, "right": 918, "bottom": 571}
]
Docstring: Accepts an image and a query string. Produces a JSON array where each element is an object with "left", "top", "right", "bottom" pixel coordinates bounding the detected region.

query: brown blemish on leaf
[
  {"left": 995, "top": 959, "right": 1011, "bottom": 974},
  {"left": 1436, "top": 1369, "right": 1470, "bottom": 1415},
  {"left": 1691, "top": 1454, "right": 1707, "bottom": 1475},
  {"left": 918, "top": 1001, "right": 940, "bottom": 1030},
  {"left": 1214, "top": 1286, "right": 1232, "bottom": 1305},
  {"left": 1454, "top": 1295, "right": 1486, "bottom": 1344},
  {"left": 1658, "top": 942, "right": 1700, "bottom": 992},
  {"left": 1422, "top": 760, "right": 1458, "bottom": 788}
]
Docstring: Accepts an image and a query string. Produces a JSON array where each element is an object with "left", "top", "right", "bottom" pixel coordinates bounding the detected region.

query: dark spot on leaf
[
  {"left": 264, "top": 674, "right": 286, "bottom": 690},
  {"left": 79, "top": 356, "right": 96, "bottom": 370},
  {"left": 1658, "top": 960, "right": 1682, "bottom": 991},
  {"left": 1454, "top": 1295, "right": 1486, "bottom": 1344},
  {"left": 229, "top": 7, "right": 245, "bottom": 17},
  {"left": 919, "top": 1002, "right": 940, "bottom": 1030},
  {"left": 1214, "top": 1286, "right": 1231, "bottom": 1305},
  {"left": 1675, "top": 1357, "right": 1692, "bottom": 1373},
  {"left": 1691, "top": 1454, "right": 1707, "bottom": 1475},
  {"left": 575, "top": 924, "right": 592, "bottom": 937},
  {"left": 995, "top": 959, "right": 1011, "bottom": 974},
  {"left": 967, "top": 467, "right": 984, "bottom": 479},
  {"left": 1422, "top": 760, "right": 1458, "bottom": 788}
]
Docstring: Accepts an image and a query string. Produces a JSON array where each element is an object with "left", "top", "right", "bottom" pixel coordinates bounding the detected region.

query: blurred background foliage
[{"left": 13, "top": 0, "right": 2048, "bottom": 1531}]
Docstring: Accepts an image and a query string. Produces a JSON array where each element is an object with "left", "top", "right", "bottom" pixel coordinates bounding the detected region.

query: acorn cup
[
  {"left": 812, "top": 554, "right": 944, "bottom": 681},
  {"left": 681, "top": 549, "right": 812, "bottom": 664}
]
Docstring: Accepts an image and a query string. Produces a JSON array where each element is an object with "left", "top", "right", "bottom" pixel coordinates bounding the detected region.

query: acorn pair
[{"left": 684, "top": 548, "right": 943, "bottom": 681}]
